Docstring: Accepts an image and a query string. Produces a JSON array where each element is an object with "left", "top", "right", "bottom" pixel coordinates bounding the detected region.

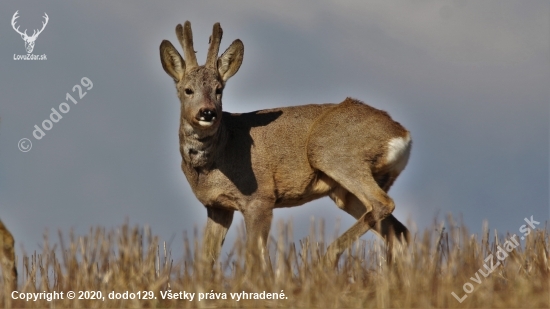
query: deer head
[
  {"left": 160, "top": 22, "right": 244, "bottom": 168},
  {"left": 160, "top": 22, "right": 244, "bottom": 137},
  {"left": 11, "top": 11, "right": 49, "bottom": 54}
]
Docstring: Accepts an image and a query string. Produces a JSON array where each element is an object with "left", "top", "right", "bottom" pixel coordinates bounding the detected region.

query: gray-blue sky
[{"left": 1, "top": 1, "right": 548, "bottom": 260}]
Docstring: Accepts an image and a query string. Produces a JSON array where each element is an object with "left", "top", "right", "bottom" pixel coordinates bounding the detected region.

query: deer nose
[{"left": 199, "top": 109, "right": 217, "bottom": 122}]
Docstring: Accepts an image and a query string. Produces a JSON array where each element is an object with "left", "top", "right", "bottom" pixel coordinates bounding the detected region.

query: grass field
[{"left": 1, "top": 216, "right": 548, "bottom": 308}]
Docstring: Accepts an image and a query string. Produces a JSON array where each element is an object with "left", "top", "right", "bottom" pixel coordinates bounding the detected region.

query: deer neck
[{"left": 179, "top": 118, "right": 227, "bottom": 169}]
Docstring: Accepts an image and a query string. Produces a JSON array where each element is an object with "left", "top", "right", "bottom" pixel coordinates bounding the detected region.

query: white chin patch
[{"left": 198, "top": 119, "right": 215, "bottom": 127}]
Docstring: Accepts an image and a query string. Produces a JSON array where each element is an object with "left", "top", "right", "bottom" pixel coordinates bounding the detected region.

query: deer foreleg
[
  {"left": 242, "top": 201, "right": 273, "bottom": 270},
  {"left": 202, "top": 207, "right": 234, "bottom": 264}
]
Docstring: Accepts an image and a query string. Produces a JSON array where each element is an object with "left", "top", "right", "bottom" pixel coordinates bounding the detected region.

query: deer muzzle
[{"left": 197, "top": 108, "right": 218, "bottom": 127}]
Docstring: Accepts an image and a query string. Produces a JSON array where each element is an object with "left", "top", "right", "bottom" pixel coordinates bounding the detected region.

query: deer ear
[
  {"left": 160, "top": 40, "right": 185, "bottom": 82},
  {"left": 218, "top": 39, "right": 244, "bottom": 82}
]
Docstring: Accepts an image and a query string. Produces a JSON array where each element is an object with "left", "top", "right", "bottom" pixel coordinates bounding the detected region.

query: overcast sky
[{"left": 1, "top": 1, "right": 548, "bottom": 261}]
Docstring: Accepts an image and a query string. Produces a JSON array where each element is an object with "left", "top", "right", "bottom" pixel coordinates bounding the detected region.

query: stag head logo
[{"left": 11, "top": 11, "right": 49, "bottom": 54}]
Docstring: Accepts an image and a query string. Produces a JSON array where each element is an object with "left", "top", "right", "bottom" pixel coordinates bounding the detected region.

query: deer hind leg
[
  {"left": 372, "top": 170, "right": 411, "bottom": 245},
  {"left": 315, "top": 164, "right": 397, "bottom": 267},
  {"left": 325, "top": 168, "right": 410, "bottom": 266},
  {"left": 203, "top": 207, "right": 234, "bottom": 264},
  {"left": 331, "top": 190, "right": 409, "bottom": 265},
  {"left": 331, "top": 189, "right": 409, "bottom": 244}
]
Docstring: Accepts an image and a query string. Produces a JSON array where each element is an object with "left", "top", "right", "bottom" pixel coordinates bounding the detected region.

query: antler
[
  {"left": 29, "top": 13, "right": 49, "bottom": 39},
  {"left": 176, "top": 21, "right": 198, "bottom": 69},
  {"left": 205, "top": 23, "right": 223, "bottom": 69},
  {"left": 11, "top": 11, "right": 48, "bottom": 40},
  {"left": 11, "top": 11, "right": 27, "bottom": 37}
]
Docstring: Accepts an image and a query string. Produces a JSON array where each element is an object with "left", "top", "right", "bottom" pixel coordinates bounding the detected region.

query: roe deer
[
  {"left": 0, "top": 219, "right": 17, "bottom": 291},
  {"left": 159, "top": 21, "right": 412, "bottom": 267}
]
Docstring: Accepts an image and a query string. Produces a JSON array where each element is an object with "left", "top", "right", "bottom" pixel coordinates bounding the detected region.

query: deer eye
[
  {"left": 184, "top": 88, "right": 194, "bottom": 95},
  {"left": 215, "top": 88, "right": 222, "bottom": 95}
]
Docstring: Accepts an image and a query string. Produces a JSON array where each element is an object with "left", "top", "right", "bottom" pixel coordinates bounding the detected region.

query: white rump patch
[{"left": 386, "top": 134, "right": 412, "bottom": 173}]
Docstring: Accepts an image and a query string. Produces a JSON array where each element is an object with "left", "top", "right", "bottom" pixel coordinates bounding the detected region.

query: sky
[{"left": 0, "top": 1, "right": 548, "bottom": 263}]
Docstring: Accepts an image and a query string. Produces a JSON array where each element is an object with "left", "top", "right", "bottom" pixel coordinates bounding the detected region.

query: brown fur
[
  {"left": 0, "top": 219, "right": 17, "bottom": 291},
  {"left": 160, "top": 22, "right": 412, "bottom": 267}
]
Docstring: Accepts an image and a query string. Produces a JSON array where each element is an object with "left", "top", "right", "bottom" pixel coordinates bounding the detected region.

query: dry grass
[{"left": 0, "top": 216, "right": 548, "bottom": 308}]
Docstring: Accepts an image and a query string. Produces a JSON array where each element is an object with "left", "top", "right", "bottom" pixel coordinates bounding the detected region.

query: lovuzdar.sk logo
[{"left": 11, "top": 10, "right": 48, "bottom": 60}]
